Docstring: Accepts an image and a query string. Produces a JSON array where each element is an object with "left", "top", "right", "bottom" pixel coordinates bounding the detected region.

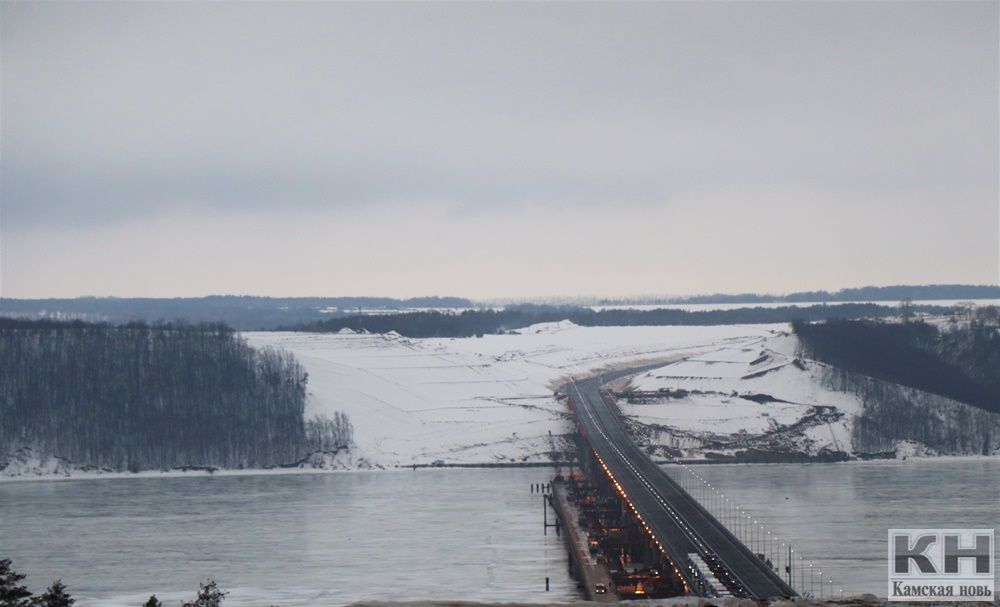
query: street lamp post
[{"left": 788, "top": 548, "right": 794, "bottom": 589}]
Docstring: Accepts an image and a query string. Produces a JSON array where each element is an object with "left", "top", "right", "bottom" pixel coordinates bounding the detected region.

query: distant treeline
[
  {"left": 0, "top": 295, "right": 473, "bottom": 330},
  {"left": 2, "top": 285, "right": 995, "bottom": 331},
  {"left": 793, "top": 318, "right": 1000, "bottom": 414},
  {"left": 0, "top": 319, "right": 351, "bottom": 470},
  {"left": 594, "top": 284, "right": 1000, "bottom": 305},
  {"left": 291, "top": 303, "right": 955, "bottom": 338}
]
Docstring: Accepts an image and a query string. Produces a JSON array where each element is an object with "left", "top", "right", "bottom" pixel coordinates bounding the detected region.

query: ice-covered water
[
  {"left": 667, "top": 458, "right": 1000, "bottom": 598},
  {"left": 0, "top": 469, "right": 577, "bottom": 607}
]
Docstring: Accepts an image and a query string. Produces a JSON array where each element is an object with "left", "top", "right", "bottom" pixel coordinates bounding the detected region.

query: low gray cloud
[{"left": 1, "top": 1, "right": 997, "bottom": 296}]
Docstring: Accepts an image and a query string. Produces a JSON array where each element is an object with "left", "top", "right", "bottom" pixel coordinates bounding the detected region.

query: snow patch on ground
[
  {"left": 0, "top": 447, "right": 79, "bottom": 478},
  {"left": 893, "top": 440, "right": 938, "bottom": 459}
]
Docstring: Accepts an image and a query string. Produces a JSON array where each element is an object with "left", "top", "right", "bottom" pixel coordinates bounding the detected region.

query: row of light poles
[{"left": 666, "top": 462, "right": 845, "bottom": 600}]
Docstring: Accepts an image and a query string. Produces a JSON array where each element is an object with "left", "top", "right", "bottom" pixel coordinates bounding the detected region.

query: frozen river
[
  {"left": 1, "top": 460, "right": 997, "bottom": 605},
  {"left": 672, "top": 458, "right": 1000, "bottom": 598},
  {"left": 0, "top": 469, "right": 576, "bottom": 607}
]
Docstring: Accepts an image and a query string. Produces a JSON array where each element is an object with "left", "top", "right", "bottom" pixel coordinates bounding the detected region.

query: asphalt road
[{"left": 566, "top": 370, "right": 797, "bottom": 600}]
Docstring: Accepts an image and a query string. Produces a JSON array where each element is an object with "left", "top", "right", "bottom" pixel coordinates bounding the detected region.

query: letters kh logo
[{"left": 889, "top": 529, "right": 995, "bottom": 602}]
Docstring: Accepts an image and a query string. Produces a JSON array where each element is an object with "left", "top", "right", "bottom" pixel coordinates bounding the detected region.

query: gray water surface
[
  {"left": 0, "top": 469, "right": 576, "bottom": 607},
  {"left": 2, "top": 460, "right": 998, "bottom": 605},
  {"left": 674, "top": 458, "right": 1000, "bottom": 597}
]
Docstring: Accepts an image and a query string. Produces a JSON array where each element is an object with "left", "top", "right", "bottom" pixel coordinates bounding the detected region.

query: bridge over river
[{"left": 566, "top": 367, "right": 797, "bottom": 600}]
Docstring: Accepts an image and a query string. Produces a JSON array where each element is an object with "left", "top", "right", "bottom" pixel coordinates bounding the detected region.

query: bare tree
[{"left": 898, "top": 298, "right": 914, "bottom": 323}]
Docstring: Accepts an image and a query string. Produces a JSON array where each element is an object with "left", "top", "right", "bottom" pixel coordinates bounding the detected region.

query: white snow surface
[
  {"left": 622, "top": 331, "right": 862, "bottom": 457},
  {"left": 245, "top": 324, "right": 782, "bottom": 468}
]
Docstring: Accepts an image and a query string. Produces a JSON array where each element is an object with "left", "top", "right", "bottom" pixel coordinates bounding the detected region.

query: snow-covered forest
[
  {"left": 0, "top": 319, "right": 351, "bottom": 471},
  {"left": 792, "top": 316, "right": 1000, "bottom": 414},
  {"left": 793, "top": 315, "right": 1000, "bottom": 455}
]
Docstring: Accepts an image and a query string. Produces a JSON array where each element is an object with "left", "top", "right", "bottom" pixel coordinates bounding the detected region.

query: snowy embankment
[{"left": 243, "top": 323, "right": 779, "bottom": 469}]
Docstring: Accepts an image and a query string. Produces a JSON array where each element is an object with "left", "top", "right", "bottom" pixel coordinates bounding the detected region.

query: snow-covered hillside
[
  {"left": 617, "top": 332, "right": 860, "bottom": 460},
  {"left": 245, "top": 324, "right": 780, "bottom": 468},
  {"left": 617, "top": 330, "right": 1000, "bottom": 461},
  {"left": 248, "top": 323, "right": 999, "bottom": 468},
  {"left": 7, "top": 321, "right": 991, "bottom": 480}
]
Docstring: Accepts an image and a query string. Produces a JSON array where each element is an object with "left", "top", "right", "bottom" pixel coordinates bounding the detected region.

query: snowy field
[
  {"left": 245, "top": 323, "right": 782, "bottom": 468},
  {"left": 618, "top": 331, "right": 861, "bottom": 459}
]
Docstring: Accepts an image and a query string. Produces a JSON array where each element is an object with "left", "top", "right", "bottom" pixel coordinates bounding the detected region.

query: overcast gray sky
[{"left": 1, "top": 1, "right": 997, "bottom": 299}]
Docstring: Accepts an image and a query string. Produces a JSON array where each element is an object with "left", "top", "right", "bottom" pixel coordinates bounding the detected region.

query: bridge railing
[{"left": 663, "top": 462, "right": 847, "bottom": 600}]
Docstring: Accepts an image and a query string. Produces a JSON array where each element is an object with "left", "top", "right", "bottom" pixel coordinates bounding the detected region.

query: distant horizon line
[{"left": 1, "top": 283, "right": 998, "bottom": 304}]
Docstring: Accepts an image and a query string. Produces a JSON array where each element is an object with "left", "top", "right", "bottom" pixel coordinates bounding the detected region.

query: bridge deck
[{"left": 567, "top": 370, "right": 796, "bottom": 600}]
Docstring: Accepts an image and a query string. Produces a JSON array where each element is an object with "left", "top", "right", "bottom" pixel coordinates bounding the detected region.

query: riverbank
[
  {"left": 347, "top": 598, "right": 999, "bottom": 607},
  {"left": 0, "top": 445, "right": 575, "bottom": 481},
  {"left": 4, "top": 448, "right": 998, "bottom": 482}
]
